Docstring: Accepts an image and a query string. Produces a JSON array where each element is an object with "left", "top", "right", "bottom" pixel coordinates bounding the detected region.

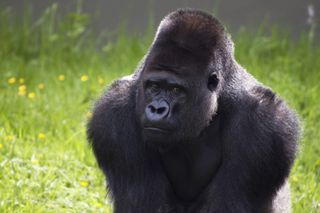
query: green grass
[{"left": 0, "top": 4, "right": 319, "bottom": 213}]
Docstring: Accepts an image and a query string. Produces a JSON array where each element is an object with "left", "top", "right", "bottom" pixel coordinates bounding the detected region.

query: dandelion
[
  {"left": 80, "top": 180, "right": 89, "bottom": 187},
  {"left": 81, "top": 74, "right": 89, "bottom": 82},
  {"left": 18, "top": 85, "right": 27, "bottom": 96},
  {"left": 98, "top": 78, "right": 105, "bottom": 85},
  {"left": 8, "top": 77, "right": 16, "bottom": 84},
  {"left": 19, "top": 85, "right": 26, "bottom": 91},
  {"left": 6, "top": 135, "right": 15, "bottom": 141},
  {"left": 38, "top": 133, "right": 46, "bottom": 140},
  {"left": 19, "top": 78, "right": 25, "bottom": 84},
  {"left": 95, "top": 202, "right": 103, "bottom": 208},
  {"left": 291, "top": 175, "right": 299, "bottom": 183},
  {"left": 86, "top": 111, "right": 93, "bottom": 119},
  {"left": 31, "top": 159, "right": 39, "bottom": 165},
  {"left": 58, "top": 74, "right": 65, "bottom": 81},
  {"left": 0, "top": 144, "right": 3, "bottom": 150},
  {"left": 38, "top": 83, "right": 45, "bottom": 90},
  {"left": 28, "top": 92, "right": 36, "bottom": 99}
]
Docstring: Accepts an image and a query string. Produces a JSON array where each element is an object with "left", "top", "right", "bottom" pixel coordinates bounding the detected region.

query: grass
[{"left": 0, "top": 4, "right": 319, "bottom": 213}]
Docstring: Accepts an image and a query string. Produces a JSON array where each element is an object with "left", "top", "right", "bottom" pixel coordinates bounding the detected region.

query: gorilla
[{"left": 87, "top": 9, "right": 299, "bottom": 213}]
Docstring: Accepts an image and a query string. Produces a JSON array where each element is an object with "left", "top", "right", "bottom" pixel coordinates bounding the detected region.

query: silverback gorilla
[{"left": 87, "top": 9, "right": 299, "bottom": 213}]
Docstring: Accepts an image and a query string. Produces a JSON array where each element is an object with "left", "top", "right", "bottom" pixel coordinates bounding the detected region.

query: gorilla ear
[{"left": 208, "top": 73, "right": 219, "bottom": 92}]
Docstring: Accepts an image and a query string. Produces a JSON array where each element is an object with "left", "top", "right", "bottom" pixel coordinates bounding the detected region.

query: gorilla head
[{"left": 136, "top": 10, "right": 230, "bottom": 143}]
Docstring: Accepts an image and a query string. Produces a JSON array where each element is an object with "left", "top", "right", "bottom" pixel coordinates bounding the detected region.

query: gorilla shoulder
[
  {"left": 243, "top": 85, "right": 299, "bottom": 154},
  {"left": 91, "top": 74, "right": 137, "bottom": 118},
  {"left": 104, "top": 74, "right": 135, "bottom": 101},
  {"left": 249, "top": 86, "right": 298, "bottom": 125}
]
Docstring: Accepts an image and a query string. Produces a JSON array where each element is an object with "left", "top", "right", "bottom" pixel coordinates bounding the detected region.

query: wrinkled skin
[{"left": 87, "top": 9, "right": 299, "bottom": 213}]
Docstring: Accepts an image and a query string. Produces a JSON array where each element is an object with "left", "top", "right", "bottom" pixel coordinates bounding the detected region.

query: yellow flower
[
  {"left": 19, "top": 78, "right": 25, "bottom": 84},
  {"left": 6, "top": 135, "right": 15, "bottom": 141},
  {"left": 58, "top": 74, "right": 65, "bottom": 81},
  {"left": 8, "top": 77, "right": 16, "bottom": 84},
  {"left": 0, "top": 144, "right": 3, "bottom": 149},
  {"left": 28, "top": 92, "right": 36, "bottom": 99},
  {"left": 18, "top": 85, "right": 27, "bottom": 96},
  {"left": 38, "top": 133, "right": 46, "bottom": 140},
  {"left": 98, "top": 78, "right": 105, "bottom": 85},
  {"left": 291, "top": 175, "right": 299, "bottom": 183},
  {"left": 95, "top": 202, "right": 103, "bottom": 208},
  {"left": 19, "top": 85, "right": 26, "bottom": 91},
  {"left": 80, "top": 180, "right": 89, "bottom": 187},
  {"left": 81, "top": 75, "right": 89, "bottom": 82},
  {"left": 86, "top": 111, "right": 93, "bottom": 119},
  {"left": 38, "top": 83, "right": 45, "bottom": 90},
  {"left": 31, "top": 159, "right": 39, "bottom": 165}
]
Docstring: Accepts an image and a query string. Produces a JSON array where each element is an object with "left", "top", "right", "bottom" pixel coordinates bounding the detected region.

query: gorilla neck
[{"left": 159, "top": 115, "right": 222, "bottom": 202}]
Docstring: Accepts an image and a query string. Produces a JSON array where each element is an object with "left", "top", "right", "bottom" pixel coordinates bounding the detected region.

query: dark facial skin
[
  {"left": 136, "top": 40, "right": 222, "bottom": 201},
  {"left": 141, "top": 71, "right": 188, "bottom": 143}
]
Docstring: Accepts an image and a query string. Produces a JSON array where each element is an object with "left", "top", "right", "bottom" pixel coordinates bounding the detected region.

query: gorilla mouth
[
  {"left": 143, "top": 126, "right": 171, "bottom": 133},
  {"left": 142, "top": 126, "right": 174, "bottom": 142}
]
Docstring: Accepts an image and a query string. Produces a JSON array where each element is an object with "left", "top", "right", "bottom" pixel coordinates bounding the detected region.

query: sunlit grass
[{"left": 0, "top": 4, "right": 319, "bottom": 213}]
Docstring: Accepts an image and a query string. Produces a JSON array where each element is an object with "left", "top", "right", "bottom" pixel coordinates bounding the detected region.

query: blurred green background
[{"left": 0, "top": 2, "right": 319, "bottom": 213}]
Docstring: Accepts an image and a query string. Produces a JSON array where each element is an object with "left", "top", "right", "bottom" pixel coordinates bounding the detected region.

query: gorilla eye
[
  {"left": 149, "top": 83, "right": 160, "bottom": 92},
  {"left": 208, "top": 73, "right": 219, "bottom": 92},
  {"left": 172, "top": 87, "right": 180, "bottom": 93}
]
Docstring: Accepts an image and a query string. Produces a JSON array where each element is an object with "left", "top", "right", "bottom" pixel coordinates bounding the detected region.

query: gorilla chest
[{"left": 160, "top": 132, "right": 222, "bottom": 202}]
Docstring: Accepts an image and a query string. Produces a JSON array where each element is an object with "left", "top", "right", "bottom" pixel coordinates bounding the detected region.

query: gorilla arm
[
  {"left": 87, "top": 77, "right": 172, "bottom": 213},
  {"left": 197, "top": 88, "right": 299, "bottom": 213}
]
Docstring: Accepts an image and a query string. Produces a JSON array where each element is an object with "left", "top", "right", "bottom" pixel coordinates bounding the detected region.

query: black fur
[{"left": 87, "top": 9, "right": 299, "bottom": 213}]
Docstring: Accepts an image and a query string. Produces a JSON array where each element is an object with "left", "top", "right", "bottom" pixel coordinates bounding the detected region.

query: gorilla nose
[{"left": 145, "top": 100, "right": 169, "bottom": 121}]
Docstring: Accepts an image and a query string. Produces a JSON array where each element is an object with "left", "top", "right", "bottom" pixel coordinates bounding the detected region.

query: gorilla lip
[{"left": 143, "top": 126, "right": 171, "bottom": 133}]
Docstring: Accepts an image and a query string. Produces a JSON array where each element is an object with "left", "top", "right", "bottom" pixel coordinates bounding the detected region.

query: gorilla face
[
  {"left": 136, "top": 40, "right": 220, "bottom": 144},
  {"left": 134, "top": 9, "right": 227, "bottom": 144}
]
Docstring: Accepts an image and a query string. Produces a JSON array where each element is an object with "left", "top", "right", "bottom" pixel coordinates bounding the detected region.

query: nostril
[
  {"left": 148, "top": 105, "right": 156, "bottom": 113},
  {"left": 157, "top": 107, "right": 167, "bottom": 114}
]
